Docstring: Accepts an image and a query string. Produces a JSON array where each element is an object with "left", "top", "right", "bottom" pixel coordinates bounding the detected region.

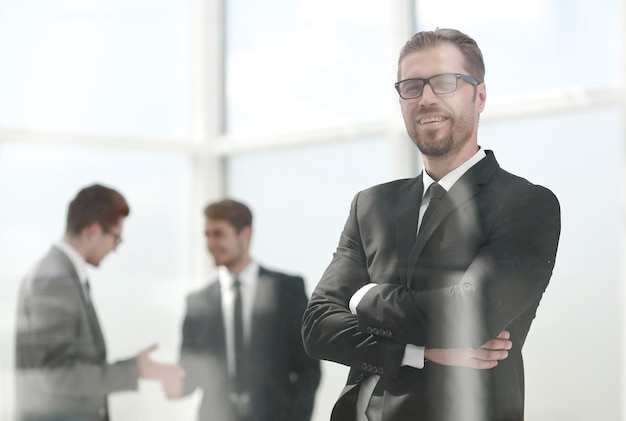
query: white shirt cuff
[
  {"left": 401, "top": 344, "right": 425, "bottom": 369},
  {"left": 349, "top": 283, "right": 378, "bottom": 315}
]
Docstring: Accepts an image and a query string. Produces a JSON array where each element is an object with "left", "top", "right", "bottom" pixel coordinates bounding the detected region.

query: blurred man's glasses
[
  {"left": 102, "top": 227, "right": 123, "bottom": 246},
  {"left": 395, "top": 73, "right": 480, "bottom": 99}
]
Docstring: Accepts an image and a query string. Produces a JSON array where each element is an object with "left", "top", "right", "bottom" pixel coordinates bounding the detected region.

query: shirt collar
[
  {"left": 54, "top": 239, "right": 89, "bottom": 284},
  {"left": 422, "top": 147, "right": 486, "bottom": 195},
  {"left": 218, "top": 260, "right": 259, "bottom": 289}
]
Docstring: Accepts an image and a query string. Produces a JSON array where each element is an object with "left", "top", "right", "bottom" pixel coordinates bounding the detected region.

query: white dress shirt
[
  {"left": 218, "top": 261, "right": 259, "bottom": 378},
  {"left": 353, "top": 148, "right": 487, "bottom": 421}
]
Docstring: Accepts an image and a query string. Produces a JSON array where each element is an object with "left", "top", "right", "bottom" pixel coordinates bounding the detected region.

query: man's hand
[
  {"left": 136, "top": 344, "right": 186, "bottom": 398},
  {"left": 424, "top": 330, "right": 512, "bottom": 369}
]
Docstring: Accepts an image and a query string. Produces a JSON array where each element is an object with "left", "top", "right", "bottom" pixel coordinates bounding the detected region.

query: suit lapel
[
  {"left": 51, "top": 247, "right": 108, "bottom": 360},
  {"left": 83, "top": 291, "right": 108, "bottom": 360},
  {"left": 394, "top": 177, "right": 423, "bottom": 285},
  {"left": 249, "top": 267, "right": 276, "bottom": 352},
  {"left": 407, "top": 152, "right": 499, "bottom": 279},
  {"left": 208, "top": 282, "right": 227, "bottom": 356}
]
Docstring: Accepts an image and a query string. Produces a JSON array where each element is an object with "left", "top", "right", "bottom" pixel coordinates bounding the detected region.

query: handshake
[{"left": 136, "top": 344, "right": 186, "bottom": 398}]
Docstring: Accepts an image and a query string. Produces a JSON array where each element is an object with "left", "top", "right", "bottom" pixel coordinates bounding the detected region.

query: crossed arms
[{"left": 302, "top": 182, "right": 560, "bottom": 375}]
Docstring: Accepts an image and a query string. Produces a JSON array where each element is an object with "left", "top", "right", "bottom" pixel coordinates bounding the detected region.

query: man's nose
[{"left": 418, "top": 83, "right": 438, "bottom": 105}]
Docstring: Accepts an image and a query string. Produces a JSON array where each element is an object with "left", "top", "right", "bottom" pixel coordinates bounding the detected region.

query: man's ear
[
  {"left": 84, "top": 222, "right": 102, "bottom": 240},
  {"left": 476, "top": 83, "right": 487, "bottom": 113},
  {"left": 240, "top": 225, "right": 252, "bottom": 245}
]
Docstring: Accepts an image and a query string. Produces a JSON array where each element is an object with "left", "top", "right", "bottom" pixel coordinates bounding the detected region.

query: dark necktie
[
  {"left": 83, "top": 279, "right": 107, "bottom": 358},
  {"left": 419, "top": 182, "right": 446, "bottom": 235},
  {"left": 232, "top": 278, "right": 246, "bottom": 393},
  {"left": 83, "top": 279, "right": 91, "bottom": 301}
]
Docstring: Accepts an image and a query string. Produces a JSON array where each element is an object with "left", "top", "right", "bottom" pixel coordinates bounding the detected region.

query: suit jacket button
[
  {"left": 367, "top": 364, "right": 373, "bottom": 372},
  {"left": 367, "top": 327, "right": 373, "bottom": 334},
  {"left": 361, "top": 362, "right": 368, "bottom": 370},
  {"left": 373, "top": 328, "right": 380, "bottom": 335},
  {"left": 378, "top": 366, "right": 384, "bottom": 375},
  {"left": 385, "top": 329, "right": 392, "bottom": 337}
]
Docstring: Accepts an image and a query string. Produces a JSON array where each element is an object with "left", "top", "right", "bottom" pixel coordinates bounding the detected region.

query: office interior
[{"left": 0, "top": 0, "right": 624, "bottom": 420}]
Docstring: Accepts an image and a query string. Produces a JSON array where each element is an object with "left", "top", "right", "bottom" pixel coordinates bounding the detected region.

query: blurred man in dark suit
[{"left": 178, "top": 199, "right": 320, "bottom": 421}]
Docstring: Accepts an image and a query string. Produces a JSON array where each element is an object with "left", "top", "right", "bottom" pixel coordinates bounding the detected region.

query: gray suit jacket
[
  {"left": 302, "top": 151, "right": 561, "bottom": 421},
  {"left": 15, "top": 246, "right": 138, "bottom": 421}
]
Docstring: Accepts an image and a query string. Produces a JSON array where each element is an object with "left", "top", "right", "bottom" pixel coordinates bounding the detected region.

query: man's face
[
  {"left": 398, "top": 44, "right": 486, "bottom": 158},
  {"left": 204, "top": 218, "right": 250, "bottom": 271},
  {"left": 86, "top": 217, "right": 124, "bottom": 267}
]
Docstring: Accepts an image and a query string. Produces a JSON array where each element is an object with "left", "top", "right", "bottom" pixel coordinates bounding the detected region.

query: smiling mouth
[{"left": 419, "top": 116, "right": 446, "bottom": 125}]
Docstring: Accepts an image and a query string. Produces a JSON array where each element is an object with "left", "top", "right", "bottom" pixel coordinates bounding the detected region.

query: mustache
[{"left": 416, "top": 107, "right": 447, "bottom": 117}]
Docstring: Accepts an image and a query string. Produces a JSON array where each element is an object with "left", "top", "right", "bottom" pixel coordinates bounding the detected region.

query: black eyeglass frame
[
  {"left": 102, "top": 226, "right": 123, "bottom": 246},
  {"left": 394, "top": 73, "right": 480, "bottom": 99}
]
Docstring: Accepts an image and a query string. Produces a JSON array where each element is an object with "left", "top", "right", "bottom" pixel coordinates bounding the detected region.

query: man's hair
[
  {"left": 66, "top": 184, "right": 130, "bottom": 235},
  {"left": 204, "top": 199, "right": 252, "bottom": 233},
  {"left": 398, "top": 28, "right": 485, "bottom": 83}
]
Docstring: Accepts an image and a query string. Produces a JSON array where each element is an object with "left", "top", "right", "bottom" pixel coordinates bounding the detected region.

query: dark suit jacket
[
  {"left": 179, "top": 266, "right": 321, "bottom": 421},
  {"left": 302, "top": 150, "right": 561, "bottom": 421},
  {"left": 15, "top": 246, "right": 138, "bottom": 421}
]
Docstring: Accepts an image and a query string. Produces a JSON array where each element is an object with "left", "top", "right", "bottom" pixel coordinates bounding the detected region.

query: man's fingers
[
  {"left": 140, "top": 343, "right": 159, "bottom": 356},
  {"left": 425, "top": 346, "right": 510, "bottom": 370},
  {"left": 166, "top": 363, "right": 186, "bottom": 378},
  {"left": 496, "top": 330, "right": 510, "bottom": 340},
  {"left": 473, "top": 348, "right": 509, "bottom": 362},
  {"left": 459, "top": 349, "right": 501, "bottom": 369},
  {"left": 470, "top": 359, "right": 499, "bottom": 369},
  {"left": 480, "top": 338, "right": 512, "bottom": 351}
]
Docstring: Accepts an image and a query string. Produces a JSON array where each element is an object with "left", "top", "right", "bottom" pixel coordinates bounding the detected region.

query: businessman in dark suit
[
  {"left": 302, "top": 28, "right": 561, "bottom": 421},
  {"left": 15, "top": 184, "right": 184, "bottom": 421},
  {"left": 178, "top": 199, "right": 320, "bottom": 421}
]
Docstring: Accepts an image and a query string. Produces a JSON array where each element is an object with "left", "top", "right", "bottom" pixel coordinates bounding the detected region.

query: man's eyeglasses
[
  {"left": 103, "top": 227, "right": 123, "bottom": 246},
  {"left": 394, "top": 73, "right": 480, "bottom": 100}
]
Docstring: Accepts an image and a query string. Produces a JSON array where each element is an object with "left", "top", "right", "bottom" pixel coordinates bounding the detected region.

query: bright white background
[{"left": 0, "top": 1, "right": 624, "bottom": 420}]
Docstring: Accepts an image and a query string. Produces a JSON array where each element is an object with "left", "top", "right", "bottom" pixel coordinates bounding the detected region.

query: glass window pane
[
  {"left": 226, "top": 1, "right": 392, "bottom": 136},
  {"left": 480, "top": 107, "right": 623, "bottom": 420},
  {"left": 415, "top": 0, "right": 622, "bottom": 97},
  {"left": 227, "top": 137, "right": 387, "bottom": 420},
  {"left": 228, "top": 137, "right": 388, "bottom": 283},
  {"left": 0, "top": 0, "right": 193, "bottom": 138}
]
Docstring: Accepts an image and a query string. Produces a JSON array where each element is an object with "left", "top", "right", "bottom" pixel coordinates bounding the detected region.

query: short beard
[
  {"left": 412, "top": 103, "right": 477, "bottom": 158},
  {"left": 413, "top": 135, "right": 455, "bottom": 157}
]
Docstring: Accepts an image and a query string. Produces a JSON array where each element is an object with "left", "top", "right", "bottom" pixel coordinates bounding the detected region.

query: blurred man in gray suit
[{"left": 15, "top": 183, "right": 185, "bottom": 421}]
